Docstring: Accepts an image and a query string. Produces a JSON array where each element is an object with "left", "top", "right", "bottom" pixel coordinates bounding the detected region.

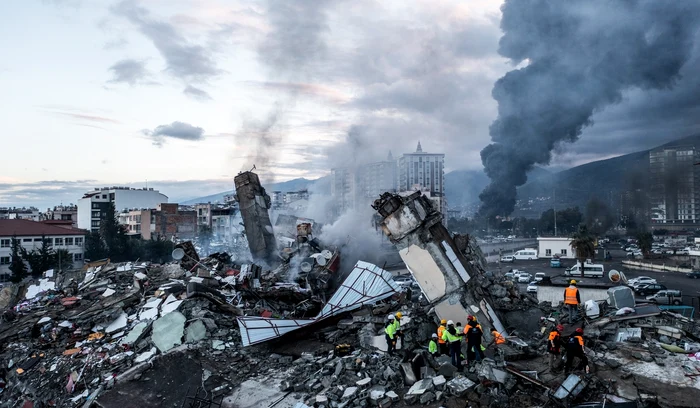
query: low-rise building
[
  {"left": 118, "top": 204, "right": 197, "bottom": 241},
  {"left": 77, "top": 186, "right": 168, "bottom": 233},
  {"left": 0, "top": 207, "right": 41, "bottom": 221},
  {"left": 42, "top": 205, "right": 78, "bottom": 227},
  {"left": 0, "top": 219, "right": 87, "bottom": 280},
  {"left": 537, "top": 237, "right": 576, "bottom": 259}
]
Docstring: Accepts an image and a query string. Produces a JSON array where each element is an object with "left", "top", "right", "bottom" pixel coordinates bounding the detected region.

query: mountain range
[{"left": 183, "top": 133, "right": 700, "bottom": 217}]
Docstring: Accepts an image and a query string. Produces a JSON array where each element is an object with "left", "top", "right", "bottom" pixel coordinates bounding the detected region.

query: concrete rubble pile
[{"left": 2, "top": 181, "right": 700, "bottom": 407}]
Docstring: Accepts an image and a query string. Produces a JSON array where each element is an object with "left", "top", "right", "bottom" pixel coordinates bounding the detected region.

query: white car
[
  {"left": 534, "top": 272, "right": 546, "bottom": 282},
  {"left": 500, "top": 255, "right": 515, "bottom": 263},
  {"left": 526, "top": 282, "right": 538, "bottom": 293},
  {"left": 518, "top": 274, "right": 532, "bottom": 283},
  {"left": 631, "top": 277, "right": 657, "bottom": 287}
]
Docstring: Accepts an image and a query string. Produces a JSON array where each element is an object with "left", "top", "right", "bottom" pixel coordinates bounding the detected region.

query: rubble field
[{"left": 2, "top": 180, "right": 700, "bottom": 408}]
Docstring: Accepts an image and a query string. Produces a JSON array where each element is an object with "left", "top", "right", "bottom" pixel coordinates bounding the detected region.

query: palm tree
[
  {"left": 570, "top": 225, "right": 596, "bottom": 277},
  {"left": 636, "top": 232, "right": 653, "bottom": 259}
]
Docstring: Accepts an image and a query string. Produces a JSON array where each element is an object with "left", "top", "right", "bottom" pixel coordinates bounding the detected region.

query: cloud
[
  {"left": 244, "top": 81, "right": 349, "bottom": 104},
  {"left": 44, "top": 109, "right": 120, "bottom": 125},
  {"left": 111, "top": 0, "right": 222, "bottom": 82},
  {"left": 142, "top": 121, "right": 205, "bottom": 147},
  {"left": 182, "top": 85, "right": 212, "bottom": 101},
  {"left": 107, "top": 59, "right": 153, "bottom": 85}
]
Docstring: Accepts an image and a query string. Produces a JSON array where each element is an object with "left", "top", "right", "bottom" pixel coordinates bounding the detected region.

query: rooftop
[{"left": 0, "top": 219, "right": 87, "bottom": 237}]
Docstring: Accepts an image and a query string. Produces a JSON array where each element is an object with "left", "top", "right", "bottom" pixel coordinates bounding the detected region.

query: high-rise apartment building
[
  {"left": 649, "top": 146, "right": 700, "bottom": 225},
  {"left": 397, "top": 142, "right": 446, "bottom": 221},
  {"left": 77, "top": 187, "right": 168, "bottom": 232}
]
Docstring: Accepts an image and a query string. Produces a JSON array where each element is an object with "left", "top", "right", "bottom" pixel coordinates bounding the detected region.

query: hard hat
[
  {"left": 432, "top": 333, "right": 438, "bottom": 338},
  {"left": 387, "top": 314, "right": 395, "bottom": 320},
  {"left": 556, "top": 324, "right": 564, "bottom": 331},
  {"left": 447, "top": 320, "right": 454, "bottom": 326},
  {"left": 467, "top": 315, "right": 474, "bottom": 321},
  {"left": 570, "top": 279, "right": 577, "bottom": 285},
  {"left": 440, "top": 319, "right": 447, "bottom": 325},
  {"left": 575, "top": 327, "right": 584, "bottom": 334},
  {"left": 396, "top": 312, "right": 403, "bottom": 319}
]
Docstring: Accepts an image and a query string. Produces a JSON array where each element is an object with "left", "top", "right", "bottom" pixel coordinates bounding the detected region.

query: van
[
  {"left": 513, "top": 249, "right": 537, "bottom": 260},
  {"left": 550, "top": 258, "right": 561, "bottom": 268},
  {"left": 646, "top": 290, "right": 683, "bottom": 305},
  {"left": 565, "top": 263, "right": 605, "bottom": 278}
]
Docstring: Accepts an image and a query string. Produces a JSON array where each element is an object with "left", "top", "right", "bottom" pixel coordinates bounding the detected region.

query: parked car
[
  {"left": 550, "top": 258, "right": 562, "bottom": 268},
  {"left": 677, "top": 249, "right": 690, "bottom": 255},
  {"left": 518, "top": 273, "right": 532, "bottom": 283},
  {"left": 635, "top": 283, "right": 667, "bottom": 297},
  {"left": 688, "top": 271, "right": 700, "bottom": 279},
  {"left": 500, "top": 255, "right": 515, "bottom": 263},
  {"left": 629, "top": 276, "right": 656, "bottom": 287},
  {"left": 526, "top": 282, "right": 538, "bottom": 293},
  {"left": 534, "top": 272, "right": 546, "bottom": 282},
  {"left": 392, "top": 275, "right": 415, "bottom": 288},
  {"left": 646, "top": 290, "right": 683, "bottom": 305}
]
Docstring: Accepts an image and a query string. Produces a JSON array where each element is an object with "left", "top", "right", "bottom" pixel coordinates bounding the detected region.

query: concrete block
[
  {"left": 438, "top": 363, "right": 458, "bottom": 378},
  {"left": 342, "top": 387, "right": 358, "bottom": 400},
  {"left": 407, "top": 379, "right": 433, "bottom": 395},
  {"left": 446, "top": 377, "right": 476, "bottom": 397},
  {"left": 420, "top": 391, "right": 436, "bottom": 404},
  {"left": 356, "top": 377, "right": 371, "bottom": 388},
  {"left": 316, "top": 395, "right": 329, "bottom": 404},
  {"left": 378, "top": 398, "right": 392, "bottom": 408},
  {"left": 403, "top": 394, "right": 418, "bottom": 405},
  {"left": 385, "top": 390, "right": 399, "bottom": 402},
  {"left": 432, "top": 375, "right": 446, "bottom": 390},
  {"left": 369, "top": 387, "right": 386, "bottom": 401}
]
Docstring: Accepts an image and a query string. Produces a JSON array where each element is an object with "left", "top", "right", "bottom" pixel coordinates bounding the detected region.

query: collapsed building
[
  {"left": 233, "top": 171, "right": 279, "bottom": 266},
  {"left": 2, "top": 176, "right": 700, "bottom": 407}
]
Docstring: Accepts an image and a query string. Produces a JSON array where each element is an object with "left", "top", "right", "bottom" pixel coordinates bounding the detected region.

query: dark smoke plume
[{"left": 479, "top": 0, "right": 700, "bottom": 217}]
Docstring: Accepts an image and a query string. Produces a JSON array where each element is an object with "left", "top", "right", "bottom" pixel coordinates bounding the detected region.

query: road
[
  {"left": 490, "top": 253, "right": 700, "bottom": 309},
  {"left": 480, "top": 239, "right": 538, "bottom": 262}
]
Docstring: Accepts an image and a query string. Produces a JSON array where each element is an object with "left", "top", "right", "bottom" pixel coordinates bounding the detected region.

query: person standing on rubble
[
  {"left": 437, "top": 319, "right": 448, "bottom": 356},
  {"left": 465, "top": 318, "right": 485, "bottom": 364},
  {"left": 565, "top": 327, "right": 589, "bottom": 373},
  {"left": 393, "top": 312, "right": 404, "bottom": 349},
  {"left": 385, "top": 314, "right": 397, "bottom": 355},
  {"left": 548, "top": 324, "right": 564, "bottom": 370},
  {"left": 442, "top": 320, "right": 461, "bottom": 367},
  {"left": 564, "top": 280, "right": 581, "bottom": 324},
  {"left": 429, "top": 333, "right": 439, "bottom": 357}
]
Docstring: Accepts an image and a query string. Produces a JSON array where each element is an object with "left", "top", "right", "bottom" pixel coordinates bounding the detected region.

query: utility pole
[{"left": 553, "top": 187, "right": 557, "bottom": 237}]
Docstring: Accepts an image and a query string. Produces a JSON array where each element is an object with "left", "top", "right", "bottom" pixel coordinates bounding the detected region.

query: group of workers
[
  {"left": 427, "top": 316, "right": 506, "bottom": 368},
  {"left": 548, "top": 324, "right": 590, "bottom": 373}
]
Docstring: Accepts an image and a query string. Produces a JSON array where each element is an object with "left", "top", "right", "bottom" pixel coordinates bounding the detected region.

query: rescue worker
[
  {"left": 428, "top": 333, "right": 439, "bottom": 357},
  {"left": 564, "top": 280, "right": 581, "bottom": 324},
  {"left": 565, "top": 327, "right": 589, "bottom": 373},
  {"left": 548, "top": 324, "right": 564, "bottom": 370},
  {"left": 489, "top": 329, "right": 506, "bottom": 348},
  {"left": 465, "top": 318, "right": 484, "bottom": 363},
  {"left": 441, "top": 320, "right": 461, "bottom": 367},
  {"left": 385, "top": 314, "right": 397, "bottom": 355},
  {"left": 437, "top": 319, "right": 448, "bottom": 356},
  {"left": 393, "top": 312, "right": 404, "bottom": 349}
]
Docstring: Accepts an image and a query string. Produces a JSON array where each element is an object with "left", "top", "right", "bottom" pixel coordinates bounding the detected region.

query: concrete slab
[{"left": 224, "top": 380, "right": 303, "bottom": 408}]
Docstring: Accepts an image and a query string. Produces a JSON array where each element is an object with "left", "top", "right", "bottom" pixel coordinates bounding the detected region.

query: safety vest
[
  {"left": 385, "top": 322, "right": 396, "bottom": 339},
  {"left": 392, "top": 319, "right": 401, "bottom": 331},
  {"left": 464, "top": 323, "right": 482, "bottom": 334},
  {"left": 567, "top": 335, "right": 584, "bottom": 349},
  {"left": 564, "top": 287, "right": 579, "bottom": 305},
  {"left": 492, "top": 331, "right": 506, "bottom": 344},
  {"left": 548, "top": 331, "right": 560, "bottom": 351},
  {"left": 442, "top": 327, "right": 459, "bottom": 343},
  {"left": 429, "top": 340, "right": 438, "bottom": 354},
  {"left": 437, "top": 325, "right": 446, "bottom": 344}
]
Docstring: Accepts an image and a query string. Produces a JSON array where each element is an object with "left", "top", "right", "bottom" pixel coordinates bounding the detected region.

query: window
[
  {"left": 561, "top": 249, "right": 568, "bottom": 256},
  {"left": 545, "top": 249, "right": 552, "bottom": 256},
  {"left": 33, "top": 238, "right": 42, "bottom": 242},
  {"left": 73, "top": 253, "right": 83, "bottom": 262},
  {"left": 23, "top": 238, "right": 32, "bottom": 242},
  {"left": 0, "top": 256, "right": 9, "bottom": 265},
  {"left": 45, "top": 238, "right": 53, "bottom": 245},
  {"left": 65, "top": 237, "right": 73, "bottom": 246},
  {"left": 92, "top": 211, "right": 101, "bottom": 218},
  {"left": 91, "top": 220, "right": 100, "bottom": 228},
  {"left": 54, "top": 237, "right": 64, "bottom": 246},
  {"left": 92, "top": 203, "right": 99, "bottom": 209},
  {"left": 75, "top": 237, "right": 83, "bottom": 246},
  {"left": 102, "top": 195, "right": 107, "bottom": 199},
  {"left": 0, "top": 239, "right": 9, "bottom": 248}
]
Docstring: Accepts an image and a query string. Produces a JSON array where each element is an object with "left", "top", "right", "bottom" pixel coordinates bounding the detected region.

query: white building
[
  {"left": 397, "top": 142, "right": 446, "bottom": 222},
  {"left": 77, "top": 187, "right": 168, "bottom": 232},
  {"left": 537, "top": 237, "right": 576, "bottom": 259},
  {"left": 362, "top": 153, "right": 397, "bottom": 199},
  {"left": 0, "top": 219, "right": 87, "bottom": 280},
  {"left": 331, "top": 167, "right": 361, "bottom": 214}
]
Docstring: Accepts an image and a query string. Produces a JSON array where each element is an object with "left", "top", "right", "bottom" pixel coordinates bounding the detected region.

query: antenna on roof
[{"left": 250, "top": 164, "right": 256, "bottom": 172}]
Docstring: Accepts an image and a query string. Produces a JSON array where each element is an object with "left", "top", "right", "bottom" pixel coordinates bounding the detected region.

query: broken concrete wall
[
  {"left": 234, "top": 171, "right": 278, "bottom": 266},
  {"left": 372, "top": 192, "right": 495, "bottom": 331}
]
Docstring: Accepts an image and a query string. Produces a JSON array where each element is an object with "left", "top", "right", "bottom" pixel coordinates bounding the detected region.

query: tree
[
  {"left": 9, "top": 237, "right": 28, "bottom": 283},
  {"left": 570, "top": 225, "right": 596, "bottom": 278},
  {"left": 21, "top": 236, "right": 57, "bottom": 277},
  {"left": 636, "top": 232, "right": 653, "bottom": 259},
  {"left": 100, "top": 202, "right": 129, "bottom": 261},
  {"left": 585, "top": 197, "right": 614, "bottom": 236},
  {"left": 54, "top": 249, "right": 73, "bottom": 271},
  {"left": 85, "top": 231, "right": 107, "bottom": 261}
]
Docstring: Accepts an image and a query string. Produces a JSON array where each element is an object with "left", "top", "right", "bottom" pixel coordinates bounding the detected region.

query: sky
[{"left": 1, "top": 0, "right": 700, "bottom": 210}]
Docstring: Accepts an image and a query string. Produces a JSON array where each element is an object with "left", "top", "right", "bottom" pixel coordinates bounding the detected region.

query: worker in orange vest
[
  {"left": 564, "top": 280, "right": 581, "bottom": 324},
  {"left": 437, "top": 319, "right": 448, "bottom": 355},
  {"left": 548, "top": 324, "right": 564, "bottom": 370},
  {"left": 565, "top": 327, "right": 589, "bottom": 373},
  {"left": 489, "top": 329, "right": 506, "bottom": 347}
]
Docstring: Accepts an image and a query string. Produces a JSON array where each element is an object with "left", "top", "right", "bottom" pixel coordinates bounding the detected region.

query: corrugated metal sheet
[{"left": 236, "top": 261, "right": 398, "bottom": 347}]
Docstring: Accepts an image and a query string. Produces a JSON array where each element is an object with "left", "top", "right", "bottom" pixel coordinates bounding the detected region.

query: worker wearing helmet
[
  {"left": 428, "top": 333, "right": 439, "bottom": 357},
  {"left": 385, "top": 314, "right": 396, "bottom": 355},
  {"left": 564, "top": 280, "right": 581, "bottom": 324},
  {"left": 548, "top": 324, "right": 564, "bottom": 370},
  {"left": 437, "top": 319, "right": 448, "bottom": 356},
  {"left": 441, "top": 320, "right": 461, "bottom": 367},
  {"left": 465, "top": 317, "right": 484, "bottom": 364},
  {"left": 393, "top": 312, "right": 404, "bottom": 349},
  {"left": 565, "top": 327, "right": 589, "bottom": 374}
]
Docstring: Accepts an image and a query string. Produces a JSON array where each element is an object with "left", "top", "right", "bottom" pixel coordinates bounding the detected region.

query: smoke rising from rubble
[
  {"left": 479, "top": 0, "right": 700, "bottom": 217},
  {"left": 233, "top": 105, "right": 282, "bottom": 177}
]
